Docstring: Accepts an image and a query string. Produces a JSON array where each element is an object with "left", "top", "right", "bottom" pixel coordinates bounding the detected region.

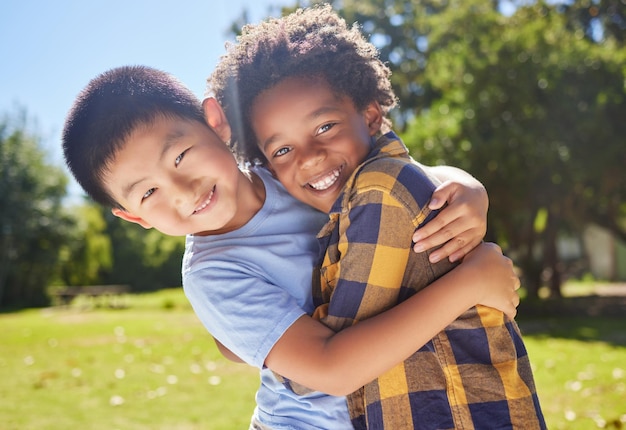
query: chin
[{"left": 311, "top": 200, "right": 332, "bottom": 213}]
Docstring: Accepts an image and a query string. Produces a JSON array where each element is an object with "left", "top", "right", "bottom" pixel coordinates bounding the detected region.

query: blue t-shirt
[{"left": 182, "top": 167, "right": 351, "bottom": 429}]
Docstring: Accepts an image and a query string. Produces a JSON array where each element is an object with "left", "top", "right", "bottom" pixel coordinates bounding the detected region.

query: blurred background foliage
[{"left": 1, "top": 0, "right": 624, "bottom": 308}]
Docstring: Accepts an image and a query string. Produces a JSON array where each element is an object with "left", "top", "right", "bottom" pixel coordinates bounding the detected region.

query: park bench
[{"left": 52, "top": 284, "right": 129, "bottom": 308}]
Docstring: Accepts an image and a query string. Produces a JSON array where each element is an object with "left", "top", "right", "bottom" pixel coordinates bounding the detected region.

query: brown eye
[
  {"left": 142, "top": 188, "right": 156, "bottom": 201},
  {"left": 317, "top": 123, "right": 335, "bottom": 135},
  {"left": 274, "top": 147, "right": 291, "bottom": 158},
  {"left": 175, "top": 149, "right": 189, "bottom": 166}
]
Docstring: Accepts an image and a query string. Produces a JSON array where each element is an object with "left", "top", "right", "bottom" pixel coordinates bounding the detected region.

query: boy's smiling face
[
  {"left": 251, "top": 76, "right": 382, "bottom": 213},
  {"left": 104, "top": 113, "right": 259, "bottom": 236}
]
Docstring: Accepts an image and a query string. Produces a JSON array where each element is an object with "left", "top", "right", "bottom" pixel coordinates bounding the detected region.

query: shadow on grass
[{"left": 517, "top": 294, "right": 626, "bottom": 347}]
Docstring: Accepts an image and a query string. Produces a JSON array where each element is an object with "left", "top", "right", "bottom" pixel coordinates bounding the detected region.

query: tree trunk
[
  {"left": 520, "top": 228, "right": 542, "bottom": 299},
  {"left": 544, "top": 213, "right": 563, "bottom": 298}
]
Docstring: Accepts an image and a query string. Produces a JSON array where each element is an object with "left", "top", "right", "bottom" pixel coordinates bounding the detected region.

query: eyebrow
[
  {"left": 260, "top": 105, "right": 341, "bottom": 152},
  {"left": 159, "top": 129, "right": 185, "bottom": 161},
  {"left": 121, "top": 130, "right": 185, "bottom": 199}
]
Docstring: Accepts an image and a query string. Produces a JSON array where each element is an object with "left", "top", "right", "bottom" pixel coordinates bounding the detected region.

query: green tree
[
  {"left": 55, "top": 200, "right": 184, "bottom": 293},
  {"left": 401, "top": 1, "right": 626, "bottom": 296},
  {"left": 557, "top": 0, "right": 626, "bottom": 44},
  {"left": 0, "top": 111, "right": 73, "bottom": 308},
  {"left": 57, "top": 202, "right": 112, "bottom": 286},
  {"left": 101, "top": 209, "right": 185, "bottom": 292}
]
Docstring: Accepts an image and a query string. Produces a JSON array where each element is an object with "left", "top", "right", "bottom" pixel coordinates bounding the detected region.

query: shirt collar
[{"left": 328, "top": 131, "right": 410, "bottom": 214}]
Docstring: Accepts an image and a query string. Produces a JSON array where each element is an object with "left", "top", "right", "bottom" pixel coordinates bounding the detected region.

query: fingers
[
  {"left": 413, "top": 223, "right": 456, "bottom": 253},
  {"left": 506, "top": 256, "right": 521, "bottom": 319},
  {"left": 444, "top": 240, "right": 482, "bottom": 263},
  {"left": 507, "top": 289, "right": 520, "bottom": 319},
  {"left": 415, "top": 227, "right": 483, "bottom": 263},
  {"left": 502, "top": 282, "right": 520, "bottom": 320},
  {"left": 413, "top": 213, "right": 468, "bottom": 251},
  {"left": 466, "top": 242, "right": 520, "bottom": 319},
  {"left": 427, "top": 235, "right": 478, "bottom": 263},
  {"left": 413, "top": 183, "right": 487, "bottom": 258},
  {"left": 481, "top": 241, "right": 503, "bottom": 254},
  {"left": 428, "top": 181, "right": 456, "bottom": 210},
  {"left": 504, "top": 306, "right": 518, "bottom": 320}
]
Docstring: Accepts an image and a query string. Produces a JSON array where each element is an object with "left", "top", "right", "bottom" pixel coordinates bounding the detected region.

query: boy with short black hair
[
  {"left": 208, "top": 5, "right": 545, "bottom": 429},
  {"left": 63, "top": 65, "right": 521, "bottom": 429}
]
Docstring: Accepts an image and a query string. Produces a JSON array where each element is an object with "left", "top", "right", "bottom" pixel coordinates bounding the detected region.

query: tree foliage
[
  {"left": 99, "top": 210, "right": 185, "bottom": 292},
  {"left": 57, "top": 202, "right": 186, "bottom": 293},
  {"left": 278, "top": 0, "right": 626, "bottom": 296},
  {"left": 403, "top": 1, "right": 625, "bottom": 295},
  {"left": 0, "top": 105, "right": 193, "bottom": 310},
  {"left": 0, "top": 110, "right": 185, "bottom": 309},
  {"left": 0, "top": 112, "right": 73, "bottom": 307},
  {"left": 57, "top": 203, "right": 112, "bottom": 286},
  {"left": 556, "top": 0, "right": 626, "bottom": 43}
]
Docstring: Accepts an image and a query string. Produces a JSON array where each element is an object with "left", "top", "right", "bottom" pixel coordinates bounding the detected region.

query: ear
[
  {"left": 111, "top": 208, "right": 153, "bottom": 229},
  {"left": 203, "top": 97, "right": 232, "bottom": 144},
  {"left": 363, "top": 101, "right": 384, "bottom": 136}
]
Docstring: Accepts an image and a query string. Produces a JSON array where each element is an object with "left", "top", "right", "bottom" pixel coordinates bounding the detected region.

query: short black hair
[
  {"left": 62, "top": 65, "right": 205, "bottom": 207},
  {"left": 207, "top": 4, "right": 397, "bottom": 164}
]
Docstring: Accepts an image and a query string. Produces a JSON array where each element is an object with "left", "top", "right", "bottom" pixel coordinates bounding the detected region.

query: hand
[
  {"left": 413, "top": 180, "right": 488, "bottom": 263},
  {"left": 461, "top": 242, "right": 521, "bottom": 319}
]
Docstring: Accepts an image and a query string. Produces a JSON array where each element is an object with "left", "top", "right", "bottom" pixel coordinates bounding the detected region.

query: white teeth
[
  {"left": 309, "top": 169, "right": 340, "bottom": 191},
  {"left": 194, "top": 188, "right": 214, "bottom": 213}
]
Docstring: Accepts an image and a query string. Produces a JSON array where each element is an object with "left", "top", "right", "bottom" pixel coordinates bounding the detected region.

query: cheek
[
  {"left": 350, "top": 138, "right": 372, "bottom": 164},
  {"left": 265, "top": 159, "right": 284, "bottom": 177},
  {"left": 269, "top": 167, "right": 301, "bottom": 194},
  {"left": 272, "top": 168, "right": 294, "bottom": 188}
]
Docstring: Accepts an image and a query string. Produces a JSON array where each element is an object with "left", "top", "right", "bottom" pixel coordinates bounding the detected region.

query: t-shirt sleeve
[{"left": 184, "top": 263, "right": 307, "bottom": 369}]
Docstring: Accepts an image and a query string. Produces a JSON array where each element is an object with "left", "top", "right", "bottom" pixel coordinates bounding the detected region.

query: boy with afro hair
[{"left": 208, "top": 5, "right": 545, "bottom": 429}]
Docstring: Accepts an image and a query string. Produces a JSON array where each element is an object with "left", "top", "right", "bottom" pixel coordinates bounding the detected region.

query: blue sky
[{"left": 0, "top": 0, "right": 291, "bottom": 195}]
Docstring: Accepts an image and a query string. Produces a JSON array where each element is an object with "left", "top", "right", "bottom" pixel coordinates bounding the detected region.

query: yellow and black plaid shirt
[{"left": 311, "top": 132, "right": 545, "bottom": 429}]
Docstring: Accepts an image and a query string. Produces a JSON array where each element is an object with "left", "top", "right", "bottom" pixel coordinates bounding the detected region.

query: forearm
[
  {"left": 269, "top": 178, "right": 484, "bottom": 395},
  {"left": 267, "top": 262, "right": 481, "bottom": 396},
  {"left": 422, "top": 164, "right": 483, "bottom": 189}
]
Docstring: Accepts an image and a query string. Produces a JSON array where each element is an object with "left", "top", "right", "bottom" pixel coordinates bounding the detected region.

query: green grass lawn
[
  {"left": 1, "top": 288, "right": 624, "bottom": 429},
  {"left": 0, "top": 290, "right": 258, "bottom": 430},
  {"left": 519, "top": 317, "right": 626, "bottom": 429}
]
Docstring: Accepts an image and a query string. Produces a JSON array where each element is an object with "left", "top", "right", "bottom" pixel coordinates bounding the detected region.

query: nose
[
  {"left": 170, "top": 173, "right": 198, "bottom": 209},
  {"left": 298, "top": 141, "right": 326, "bottom": 170}
]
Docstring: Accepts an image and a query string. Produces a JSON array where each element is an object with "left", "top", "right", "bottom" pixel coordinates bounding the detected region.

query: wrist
[{"left": 456, "top": 254, "right": 486, "bottom": 305}]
